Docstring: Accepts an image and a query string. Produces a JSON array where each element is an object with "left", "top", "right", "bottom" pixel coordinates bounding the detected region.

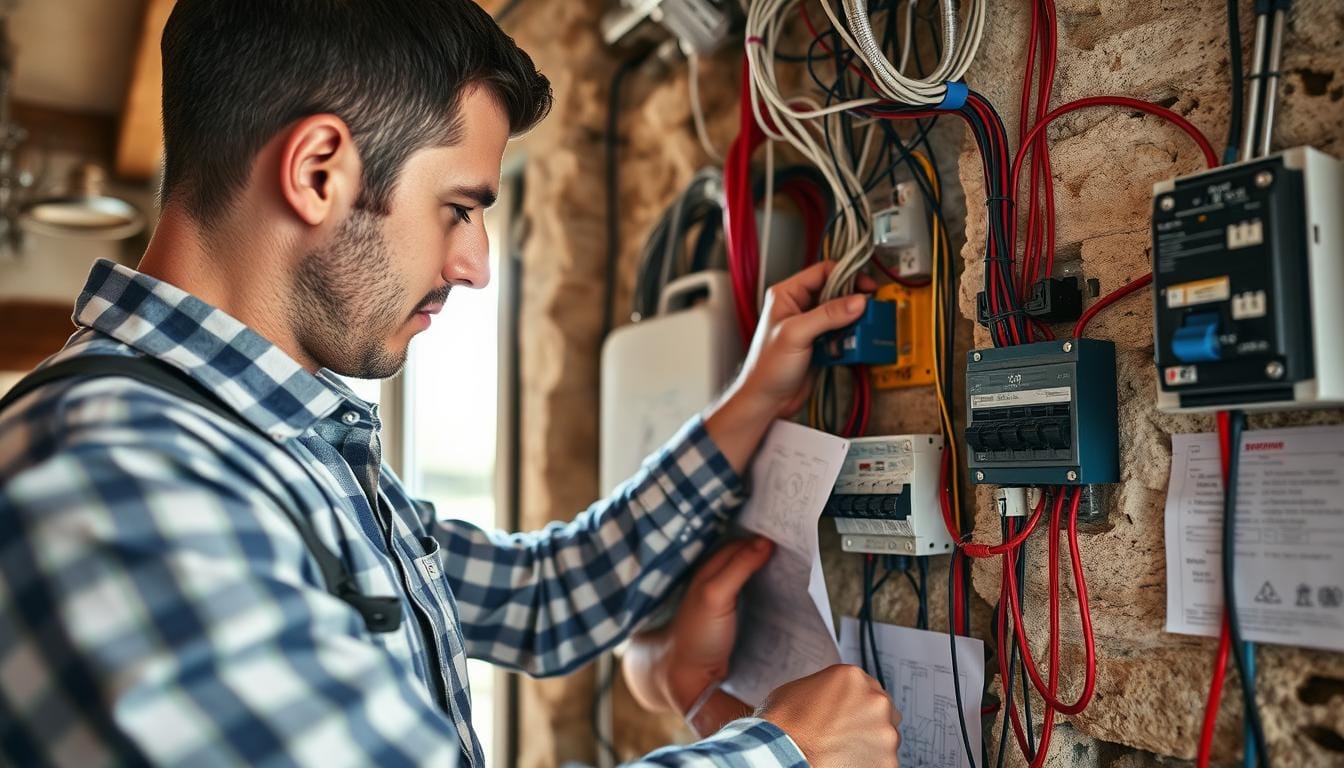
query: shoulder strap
[{"left": 0, "top": 355, "right": 401, "bottom": 633}]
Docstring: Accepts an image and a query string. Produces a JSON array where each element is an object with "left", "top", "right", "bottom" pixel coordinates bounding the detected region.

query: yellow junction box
[{"left": 871, "top": 282, "right": 935, "bottom": 389}]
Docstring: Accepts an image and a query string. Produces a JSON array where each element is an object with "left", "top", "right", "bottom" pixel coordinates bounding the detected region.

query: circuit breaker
[
  {"left": 872, "top": 181, "right": 932, "bottom": 279},
  {"left": 1152, "top": 146, "right": 1344, "bottom": 412},
  {"left": 870, "top": 283, "right": 935, "bottom": 389},
  {"left": 964, "top": 339, "right": 1118, "bottom": 486},
  {"left": 822, "top": 434, "right": 952, "bottom": 556}
]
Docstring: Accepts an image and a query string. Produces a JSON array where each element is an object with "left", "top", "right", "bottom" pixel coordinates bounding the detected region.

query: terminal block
[
  {"left": 965, "top": 339, "right": 1118, "bottom": 486},
  {"left": 822, "top": 435, "right": 952, "bottom": 556},
  {"left": 976, "top": 276, "right": 1085, "bottom": 327}
]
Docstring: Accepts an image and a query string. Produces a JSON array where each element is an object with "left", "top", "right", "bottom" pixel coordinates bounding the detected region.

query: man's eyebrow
[{"left": 445, "top": 184, "right": 498, "bottom": 209}]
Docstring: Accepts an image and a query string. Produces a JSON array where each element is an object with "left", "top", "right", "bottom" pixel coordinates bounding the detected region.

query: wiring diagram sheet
[
  {"left": 838, "top": 617, "right": 983, "bottom": 768},
  {"left": 723, "top": 420, "right": 850, "bottom": 706},
  {"left": 1164, "top": 425, "right": 1344, "bottom": 652}
]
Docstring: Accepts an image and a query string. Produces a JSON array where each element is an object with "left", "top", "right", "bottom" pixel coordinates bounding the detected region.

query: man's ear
[{"left": 278, "top": 114, "right": 361, "bottom": 226}]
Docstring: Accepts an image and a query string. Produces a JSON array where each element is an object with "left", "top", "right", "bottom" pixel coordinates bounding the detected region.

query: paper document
[
  {"left": 839, "top": 617, "right": 984, "bottom": 768},
  {"left": 1164, "top": 425, "right": 1344, "bottom": 652},
  {"left": 723, "top": 420, "right": 850, "bottom": 706}
]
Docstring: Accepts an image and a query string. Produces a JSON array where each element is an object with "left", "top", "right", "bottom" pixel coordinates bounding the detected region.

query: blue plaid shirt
[{"left": 0, "top": 260, "right": 805, "bottom": 767}]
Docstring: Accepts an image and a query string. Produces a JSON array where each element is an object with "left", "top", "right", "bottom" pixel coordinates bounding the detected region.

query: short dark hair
[{"left": 160, "top": 0, "right": 551, "bottom": 223}]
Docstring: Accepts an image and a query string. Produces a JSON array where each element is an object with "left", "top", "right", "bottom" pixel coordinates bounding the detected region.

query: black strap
[{"left": 0, "top": 355, "right": 401, "bottom": 633}]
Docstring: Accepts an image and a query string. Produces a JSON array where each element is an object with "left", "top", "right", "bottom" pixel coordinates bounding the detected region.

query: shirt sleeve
[
  {"left": 0, "top": 403, "right": 462, "bottom": 766},
  {"left": 435, "top": 415, "right": 746, "bottom": 676},
  {"left": 624, "top": 719, "right": 807, "bottom": 767}
]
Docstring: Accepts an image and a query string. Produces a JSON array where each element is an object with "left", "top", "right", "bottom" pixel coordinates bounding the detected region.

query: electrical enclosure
[
  {"left": 823, "top": 434, "right": 953, "bottom": 556},
  {"left": 965, "top": 339, "right": 1119, "bottom": 486},
  {"left": 599, "top": 271, "right": 742, "bottom": 494},
  {"left": 872, "top": 180, "right": 933, "bottom": 279},
  {"left": 870, "top": 283, "right": 936, "bottom": 389},
  {"left": 1151, "top": 146, "right": 1344, "bottom": 412}
]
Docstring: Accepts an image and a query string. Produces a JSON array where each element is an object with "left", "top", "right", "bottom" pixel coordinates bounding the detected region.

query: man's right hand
[{"left": 757, "top": 664, "right": 902, "bottom": 768}]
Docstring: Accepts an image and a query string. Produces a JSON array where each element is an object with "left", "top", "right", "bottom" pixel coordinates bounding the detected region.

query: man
[{"left": 0, "top": 1, "right": 901, "bottom": 765}]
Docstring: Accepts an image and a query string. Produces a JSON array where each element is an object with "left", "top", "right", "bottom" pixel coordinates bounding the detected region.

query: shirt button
[{"left": 341, "top": 411, "right": 359, "bottom": 425}]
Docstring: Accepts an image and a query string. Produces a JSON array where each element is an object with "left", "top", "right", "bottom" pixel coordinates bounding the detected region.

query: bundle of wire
[{"left": 629, "top": 168, "right": 726, "bottom": 323}]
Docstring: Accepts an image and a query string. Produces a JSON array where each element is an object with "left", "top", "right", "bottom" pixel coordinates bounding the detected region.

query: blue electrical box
[
  {"left": 814, "top": 299, "right": 897, "bottom": 367},
  {"left": 964, "top": 339, "right": 1118, "bottom": 486}
]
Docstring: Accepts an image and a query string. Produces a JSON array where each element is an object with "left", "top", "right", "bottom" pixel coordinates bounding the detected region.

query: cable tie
[
  {"left": 936, "top": 82, "right": 970, "bottom": 111},
  {"left": 963, "top": 543, "right": 992, "bottom": 559},
  {"left": 745, "top": 35, "right": 765, "bottom": 45},
  {"left": 984, "top": 196, "right": 1015, "bottom": 208}
]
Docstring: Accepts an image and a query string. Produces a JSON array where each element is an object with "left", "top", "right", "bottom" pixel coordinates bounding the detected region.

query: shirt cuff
[{"left": 688, "top": 717, "right": 807, "bottom": 767}]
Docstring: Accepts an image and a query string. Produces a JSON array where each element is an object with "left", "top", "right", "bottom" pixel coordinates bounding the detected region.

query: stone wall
[{"left": 502, "top": 0, "right": 1344, "bottom": 765}]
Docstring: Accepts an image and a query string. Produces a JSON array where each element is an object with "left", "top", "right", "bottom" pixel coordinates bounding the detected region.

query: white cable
[
  {"left": 758, "top": 139, "right": 775, "bottom": 312},
  {"left": 899, "top": 0, "right": 917, "bottom": 74},
  {"left": 687, "top": 54, "right": 723, "bottom": 164}
]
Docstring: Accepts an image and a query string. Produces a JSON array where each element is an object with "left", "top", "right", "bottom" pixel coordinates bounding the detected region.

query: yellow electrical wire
[{"left": 911, "top": 150, "right": 962, "bottom": 536}]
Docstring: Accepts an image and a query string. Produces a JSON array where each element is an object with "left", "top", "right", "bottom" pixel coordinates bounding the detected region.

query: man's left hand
[{"left": 622, "top": 536, "right": 774, "bottom": 718}]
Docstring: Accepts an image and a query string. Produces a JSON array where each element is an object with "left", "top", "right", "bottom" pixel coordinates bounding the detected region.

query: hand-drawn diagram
[{"left": 839, "top": 618, "right": 983, "bottom": 768}]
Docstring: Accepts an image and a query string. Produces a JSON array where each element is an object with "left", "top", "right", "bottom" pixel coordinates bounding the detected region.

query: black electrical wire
[
  {"left": 949, "top": 546, "right": 978, "bottom": 768},
  {"left": 1225, "top": 0, "right": 1245, "bottom": 162},
  {"left": 917, "top": 556, "right": 930, "bottom": 631},
  {"left": 1223, "top": 410, "right": 1269, "bottom": 768}
]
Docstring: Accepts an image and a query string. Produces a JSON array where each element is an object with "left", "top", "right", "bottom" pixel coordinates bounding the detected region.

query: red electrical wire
[
  {"left": 961, "top": 492, "right": 1049, "bottom": 558},
  {"left": 1197, "top": 413, "right": 1236, "bottom": 767},
  {"left": 1073, "top": 272, "right": 1154, "bottom": 338},
  {"left": 1002, "top": 488, "right": 1098, "bottom": 716}
]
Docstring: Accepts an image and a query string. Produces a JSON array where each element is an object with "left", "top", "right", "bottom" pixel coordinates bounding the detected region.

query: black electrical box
[
  {"left": 965, "top": 339, "right": 1118, "bottom": 486},
  {"left": 1151, "top": 147, "right": 1344, "bottom": 411}
]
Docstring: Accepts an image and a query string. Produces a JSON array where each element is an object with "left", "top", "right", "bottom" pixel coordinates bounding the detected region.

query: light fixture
[{"left": 0, "top": 4, "right": 145, "bottom": 258}]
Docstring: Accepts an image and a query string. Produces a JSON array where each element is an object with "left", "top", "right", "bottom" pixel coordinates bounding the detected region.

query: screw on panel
[
  {"left": 1159, "top": 196, "right": 1175, "bottom": 211},
  {"left": 973, "top": 352, "right": 982, "bottom": 362},
  {"left": 904, "top": 541, "right": 914, "bottom": 552},
  {"left": 1255, "top": 170, "right": 1274, "bottom": 188},
  {"left": 844, "top": 538, "right": 854, "bottom": 549},
  {"left": 1063, "top": 341, "right": 1073, "bottom": 353},
  {"left": 975, "top": 471, "right": 985, "bottom": 481},
  {"left": 1066, "top": 470, "right": 1079, "bottom": 482},
  {"left": 1266, "top": 361, "right": 1285, "bottom": 380}
]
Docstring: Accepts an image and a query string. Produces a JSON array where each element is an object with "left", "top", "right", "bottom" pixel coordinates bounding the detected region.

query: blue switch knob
[{"left": 1172, "top": 312, "right": 1222, "bottom": 363}]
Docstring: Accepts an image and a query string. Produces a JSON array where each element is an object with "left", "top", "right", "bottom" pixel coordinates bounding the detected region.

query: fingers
[
  {"left": 692, "top": 537, "right": 758, "bottom": 585},
  {"left": 768, "top": 261, "right": 836, "bottom": 313},
  {"left": 779, "top": 294, "right": 869, "bottom": 350},
  {"left": 699, "top": 537, "right": 774, "bottom": 612}
]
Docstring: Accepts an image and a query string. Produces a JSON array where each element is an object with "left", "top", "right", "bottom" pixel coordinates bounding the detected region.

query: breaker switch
[{"left": 1172, "top": 312, "right": 1223, "bottom": 363}]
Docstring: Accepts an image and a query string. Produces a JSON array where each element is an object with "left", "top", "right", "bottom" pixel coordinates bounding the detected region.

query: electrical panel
[
  {"left": 870, "top": 283, "right": 935, "bottom": 389},
  {"left": 814, "top": 299, "right": 897, "bottom": 367},
  {"left": 822, "top": 434, "right": 952, "bottom": 556},
  {"left": 1151, "top": 146, "right": 1344, "bottom": 412},
  {"left": 872, "top": 180, "right": 933, "bottom": 279},
  {"left": 965, "top": 339, "right": 1118, "bottom": 486}
]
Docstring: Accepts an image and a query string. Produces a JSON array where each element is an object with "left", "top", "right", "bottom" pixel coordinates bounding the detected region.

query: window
[{"left": 393, "top": 175, "right": 518, "bottom": 765}]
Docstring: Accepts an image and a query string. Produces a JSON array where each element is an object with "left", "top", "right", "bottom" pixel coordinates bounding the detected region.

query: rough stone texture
[
  {"left": 958, "top": 1, "right": 1344, "bottom": 766},
  {"left": 502, "top": 0, "right": 1344, "bottom": 765}
]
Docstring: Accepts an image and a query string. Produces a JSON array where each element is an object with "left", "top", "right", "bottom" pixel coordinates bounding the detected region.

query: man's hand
[
  {"left": 705, "top": 261, "right": 876, "bottom": 474},
  {"left": 622, "top": 536, "right": 774, "bottom": 730},
  {"left": 758, "top": 664, "right": 903, "bottom": 767}
]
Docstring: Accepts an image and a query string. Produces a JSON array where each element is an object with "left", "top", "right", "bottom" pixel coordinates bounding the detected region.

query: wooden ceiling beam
[{"left": 115, "top": 0, "right": 175, "bottom": 181}]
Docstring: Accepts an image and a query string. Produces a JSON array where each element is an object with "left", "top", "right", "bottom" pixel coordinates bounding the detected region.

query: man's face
[{"left": 292, "top": 87, "right": 509, "bottom": 379}]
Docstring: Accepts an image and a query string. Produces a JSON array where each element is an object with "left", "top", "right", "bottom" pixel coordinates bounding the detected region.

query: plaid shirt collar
[{"left": 73, "top": 258, "right": 344, "bottom": 440}]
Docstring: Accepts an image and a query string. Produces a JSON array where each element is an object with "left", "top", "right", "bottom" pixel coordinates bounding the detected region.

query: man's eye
[{"left": 451, "top": 205, "right": 472, "bottom": 224}]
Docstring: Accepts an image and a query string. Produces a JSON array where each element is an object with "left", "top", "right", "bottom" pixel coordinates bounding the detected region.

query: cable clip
[{"left": 937, "top": 82, "right": 969, "bottom": 111}]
